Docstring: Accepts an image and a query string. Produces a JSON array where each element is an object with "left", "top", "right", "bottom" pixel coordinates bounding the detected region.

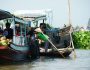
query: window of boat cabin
[
  {"left": 15, "top": 22, "right": 27, "bottom": 36},
  {"left": 14, "top": 21, "right": 27, "bottom": 46},
  {"left": 15, "top": 23, "right": 20, "bottom": 36}
]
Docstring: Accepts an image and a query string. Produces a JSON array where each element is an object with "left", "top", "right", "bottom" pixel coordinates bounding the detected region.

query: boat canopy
[
  {"left": 0, "top": 9, "right": 13, "bottom": 20},
  {"left": 13, "top": 9, "right": 53, "bottom": 27},
  {"left": 14, "top": 10, "right": 46, "bottom": 17},
  {"left": 13, "top": 10, "right": 52, "bottom": 21},
  {"left": 0, "top": 9, "right": 28, "bottom": 25}
]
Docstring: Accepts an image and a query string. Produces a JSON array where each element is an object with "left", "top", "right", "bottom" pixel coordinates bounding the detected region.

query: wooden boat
[
  {"left": 39, "top": 25, "right": 74, "bottom": 57},
  {"left": 0, "top": 45, "right": 29, "bottom": 62},
  {"left": 0, "top": 9, "right": 31, "bottom": 62},
  {"left": 13, "top": 10, "right": 75, "bottom": 58}
]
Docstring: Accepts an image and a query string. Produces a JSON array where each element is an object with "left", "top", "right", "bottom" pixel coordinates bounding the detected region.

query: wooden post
[
  {"left": 68, "top": 0, "right": 76, "bottom": 58},
  {"left": 68, "top": 0, "right": 71, "bottom": 24}
]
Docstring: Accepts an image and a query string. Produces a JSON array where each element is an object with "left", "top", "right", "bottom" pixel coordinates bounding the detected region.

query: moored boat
[
  {"left": 0, "top": 9, "right": 31, "bottom": 62},
  {"left": 13, "top": 10, "right": 75, "bottom": 58},
  {"left": 39, "top": 25, "right": 74, "bottom": 57}
]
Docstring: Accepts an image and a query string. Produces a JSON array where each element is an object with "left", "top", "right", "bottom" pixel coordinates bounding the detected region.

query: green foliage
[{"left": 72, "top": 31, "right": 90, "bottom": 49}]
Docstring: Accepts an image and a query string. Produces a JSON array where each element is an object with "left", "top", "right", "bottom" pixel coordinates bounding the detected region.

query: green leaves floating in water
[{"left": 72, "top": 31, "right": 90, "bottom": 49}]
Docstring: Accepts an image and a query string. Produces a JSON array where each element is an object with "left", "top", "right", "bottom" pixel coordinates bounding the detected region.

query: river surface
[{"left": 0, "top": 49, "right": 90, "bottom": 70}]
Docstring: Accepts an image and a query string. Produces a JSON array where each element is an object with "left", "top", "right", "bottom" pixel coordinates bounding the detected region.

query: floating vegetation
[{"left": 72, "top": 31, "right": 90, "bottom": 49}]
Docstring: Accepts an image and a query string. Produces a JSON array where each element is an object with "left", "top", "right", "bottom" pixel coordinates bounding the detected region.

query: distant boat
[{"left": 87, "top": 18, "right": 90, "bottom": 30}]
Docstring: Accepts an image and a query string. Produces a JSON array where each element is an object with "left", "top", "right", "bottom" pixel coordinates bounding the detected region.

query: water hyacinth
[{"left": 72, "top": 31, "right": 90, "bottom": 49}]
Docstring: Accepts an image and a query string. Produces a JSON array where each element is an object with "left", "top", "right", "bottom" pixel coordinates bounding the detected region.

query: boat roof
[
  {"left": 14, "top": 10, "right": 46, "bottom": 17},
  {"left": 0, "top": 9, "right": 28, "bottom": 25},
  {"left": 13, "top": 10, "right": 52, "bottom": 21},
  {"left": 0, "top": 9, "right": 13, "bottom": 20}
]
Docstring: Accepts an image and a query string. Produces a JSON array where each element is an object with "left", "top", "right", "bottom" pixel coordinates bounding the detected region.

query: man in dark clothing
[
  {"left": 0, "top": 27, "right": 3, "bottom": 35},
  {"left": 40, "top": 23, "right": 46, "bottom": 34},
  {"left": 27, "top": 27, "right": 40, "bottom": 59},
  {"left": 3, "top": 22, "right": 13, "bottom": 39}
]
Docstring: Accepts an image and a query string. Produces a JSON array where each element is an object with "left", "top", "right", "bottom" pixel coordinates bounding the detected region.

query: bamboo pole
[
  {"left": 70, "top": 26, "right": 76, "bottom": 58},
  {"left": 41, "top": 33, "right": 65, "bottom": 58},
  {"left": 68, "top": 0, "right": 76, "bottom": 58},
  {"left": 68, "top": 0, "right": 71, "bottom": 24}
]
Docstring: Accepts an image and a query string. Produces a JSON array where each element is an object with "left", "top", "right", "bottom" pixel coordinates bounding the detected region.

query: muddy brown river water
[{"left": 0, "top": 49, "right": 90, "bottom": 70}]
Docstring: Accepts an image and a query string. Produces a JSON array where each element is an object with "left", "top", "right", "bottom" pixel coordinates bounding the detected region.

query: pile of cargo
[{"left": 0, "top": 36, "right": 11, "bottom": 47}]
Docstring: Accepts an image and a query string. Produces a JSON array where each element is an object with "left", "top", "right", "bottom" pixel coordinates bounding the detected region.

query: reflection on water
[{"left": 0, "top": 49, "right": 90, "bottom": 70}]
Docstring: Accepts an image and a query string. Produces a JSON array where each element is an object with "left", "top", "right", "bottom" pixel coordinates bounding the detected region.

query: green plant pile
[{"left": 72, "top": 31, "right": 90, "bottom": 49}]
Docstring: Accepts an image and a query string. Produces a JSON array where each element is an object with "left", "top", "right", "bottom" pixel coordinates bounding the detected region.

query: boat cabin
[
  {"left": 13, "top": 10, "right": 53, "bottom": 27},
  {"left": 0, "top": 9, "right": 30, "bottom": 48}
]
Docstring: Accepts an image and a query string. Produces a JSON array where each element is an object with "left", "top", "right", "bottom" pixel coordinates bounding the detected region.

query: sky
[{"left": 0, "top": 0, "right": 90, "bottom": 28}]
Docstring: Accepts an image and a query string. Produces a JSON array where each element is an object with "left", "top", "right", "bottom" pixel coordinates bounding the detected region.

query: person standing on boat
[
  {"left": 0, "top": 27, "right": 3, "bottom": 37},
  {"left": 27, "top": 27, "right": 40, "bottom": 59},
  {"left": 34, "top": 23, "right": 49, "bottom": 53},
  {"left": 3, "top": 22, "right": 13, "bottom": 39}
]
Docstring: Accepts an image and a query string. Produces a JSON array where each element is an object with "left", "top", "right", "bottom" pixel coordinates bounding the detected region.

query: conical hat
[{"left": 34, "top": 28, "right": 42, "bottom": 33}]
